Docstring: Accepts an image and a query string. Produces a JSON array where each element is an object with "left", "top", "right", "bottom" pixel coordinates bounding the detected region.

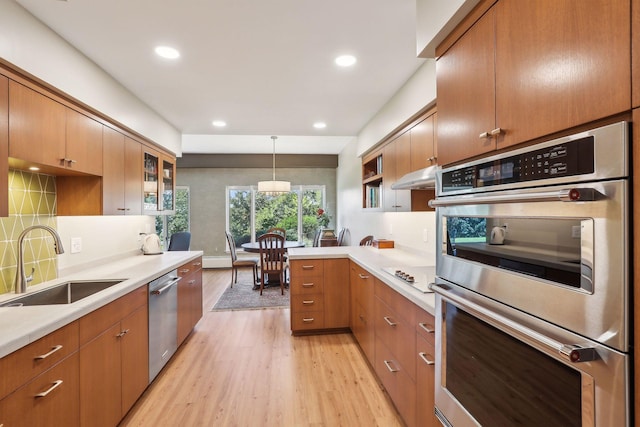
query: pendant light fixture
[{"left": 258, "top": 136, "right": 291, "bottom": 195}]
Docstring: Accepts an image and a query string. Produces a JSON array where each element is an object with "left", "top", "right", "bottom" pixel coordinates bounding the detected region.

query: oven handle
[
  {"left": 429, "top": 188, "right": 602, "bottom": 207},
  {"left": 431, "top": 283, "right": 597, "bottom": 363}
]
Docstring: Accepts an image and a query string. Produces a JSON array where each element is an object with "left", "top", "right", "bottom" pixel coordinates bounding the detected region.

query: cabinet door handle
[
  {"left": 116, "top": 329, "right": 130, "bottom": 338},
  {"left": 427, "top": 156, "right": 437, "bottom": 163},
  {"left": 418, "top": 322, "right": 435, "bottom": 334},
  {"left": 189, "top": 280, "right": 196, "bottom": 285},
  {"left": 419, "top": 352, "right": 435, "bottom": 365},
  {"left": 34, "top": 345, "right": 63, "bottom": 360},
  {"left": 302, "top": 265, "right": 315, "bottom": 270},
  {"left": 358, "top": 274, "right": 369, "bottom": 279},
  {"left": 479, "top": 131, "right": 490, "bottom": 139},
  {"left": 383, "top": 316, "right": 396, "bottom": 327},
  {"left": 302, "top": 317, "right": 315, "bottom": 323},
  {"left": 302, "top": 300, "right": 315, "bottom": 305},
  {"left": 35, "top": 380, "right": 63, "bottom": 398},
  {"left": 383, "top": 360, "right": 398, "bottom": 373},
  {"left": 302, "top": 283, "right": 315, "bottom": 288},
  {"left": 489, "top": 127, "right": 502, "bottom": 136}
]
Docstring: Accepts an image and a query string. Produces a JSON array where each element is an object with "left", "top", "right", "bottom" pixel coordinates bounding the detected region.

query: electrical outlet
[{"left": 71, "top": 237, "right": 82, "bottom": 254}]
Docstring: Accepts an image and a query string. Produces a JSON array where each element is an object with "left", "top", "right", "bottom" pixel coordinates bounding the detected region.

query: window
[
  {"left": 227, "top": 185, "right": 326, "bottom": 247},
  {"left": 156, "top": 186, "right": 190, "bottom": 248}
]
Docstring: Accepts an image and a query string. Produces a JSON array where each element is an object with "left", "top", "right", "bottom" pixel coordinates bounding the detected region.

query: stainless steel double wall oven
[{"left": 429, "top": 122, "right": 631, "bottom": 426}]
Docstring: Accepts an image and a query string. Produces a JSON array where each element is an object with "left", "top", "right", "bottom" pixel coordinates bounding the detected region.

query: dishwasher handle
[{"left": 150, "top": 277, "right": 181, "bottom": 295}]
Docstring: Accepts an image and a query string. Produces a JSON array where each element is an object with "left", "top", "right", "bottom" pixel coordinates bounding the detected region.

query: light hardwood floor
[{"left": 120, "top": 268, "right": 403, "bottom": 427}]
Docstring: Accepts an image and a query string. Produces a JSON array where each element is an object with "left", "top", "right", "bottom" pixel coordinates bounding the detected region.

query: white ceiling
[{"left": 15, "top": 0, "right": 425, "bottom": 154}]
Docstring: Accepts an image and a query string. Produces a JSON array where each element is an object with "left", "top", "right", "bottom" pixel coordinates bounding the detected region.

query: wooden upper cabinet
[
  {"left": 8, "top": 80, "right": 66, "bottom": 167},
  {"left": 383, "top": 136, "right": 410, "bottom": 212},
  {"left": 410, "top": 113, "right": 436, "bottom": 171},
  {"left": 103, "top": 127, "right": 142, "bottom": 215},
  {"left": 494, "top": 0, "right": 630, "bottom": 146},
  {"left": 437, "top": 0, "right": 630, "bottom": 166},
  {"left": 633, "top": 0, "right": 640, "bottom": 108},
  {"left": 0, "top": 75, "right": 8, "bottom": 217},
  {"left": 436, "top": 7, "right": 496, "bottom": 166},
  {"left": 65, "top": 108, "right": 103, "bottom": 175}
]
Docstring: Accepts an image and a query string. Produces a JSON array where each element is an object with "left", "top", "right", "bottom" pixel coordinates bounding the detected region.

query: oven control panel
[{"left": 441, "top": 136, "right": 595, "bottom": 193}]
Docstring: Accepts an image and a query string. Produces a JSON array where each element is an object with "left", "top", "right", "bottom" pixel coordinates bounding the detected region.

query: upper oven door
[{"left": 432, "top": 179, "right": 628, "bottom": 352}]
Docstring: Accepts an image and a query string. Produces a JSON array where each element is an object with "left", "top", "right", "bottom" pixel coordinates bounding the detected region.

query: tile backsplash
[{"left": 0, "top": 170, "right": 58, "bottom": 294}]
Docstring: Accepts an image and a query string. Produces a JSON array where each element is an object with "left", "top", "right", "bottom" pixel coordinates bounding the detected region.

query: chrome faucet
[{"left": 14, "top": 225, "right": 65, "bottom": 294}]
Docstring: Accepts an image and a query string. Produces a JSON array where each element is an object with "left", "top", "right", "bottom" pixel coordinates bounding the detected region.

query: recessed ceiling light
[
  {"left": 28, "top": 166, "right": 40, "bottom": 171},
  {"left": 155, "top": 46, "right": 180, "bottom": 59},
  {"left": 335, "top": 55, "right": 357, "bottom": 67},
  {"left": 212, "top": 120, "right": 227, "bottom": 127},
  {"left": 313, "top": 122, "right": 327, "bottom": 129}
]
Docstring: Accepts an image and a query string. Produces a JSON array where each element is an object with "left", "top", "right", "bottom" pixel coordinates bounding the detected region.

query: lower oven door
[{"left": 431, "top": 278, "right": 629, "bottom": 427}]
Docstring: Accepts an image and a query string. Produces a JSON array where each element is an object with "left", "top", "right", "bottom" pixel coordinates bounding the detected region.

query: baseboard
[{"left": 203, "top": 256, "right": 230, "bottom": 269}]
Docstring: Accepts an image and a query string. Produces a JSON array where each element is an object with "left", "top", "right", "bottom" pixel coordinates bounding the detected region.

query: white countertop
[
  {"left": 0, "top": 250, "right": 203, "bottom": 358},
  {"left": 288, "top": 246, "right": 436, "bottom": 316}
]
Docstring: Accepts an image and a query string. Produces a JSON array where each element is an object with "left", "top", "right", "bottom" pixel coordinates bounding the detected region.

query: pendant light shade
[{"left": 258, "top": 136, "right": 291, "bottom": 194}]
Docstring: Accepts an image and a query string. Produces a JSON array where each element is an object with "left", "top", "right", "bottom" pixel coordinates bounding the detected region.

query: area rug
[{"left": 212, "top": 278, "right": 290, "bottom": 311}]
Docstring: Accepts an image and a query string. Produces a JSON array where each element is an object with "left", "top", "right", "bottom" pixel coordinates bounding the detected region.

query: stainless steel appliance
[
  {"left": 429, "top": 122, "right": 630, "bottom": 426},
  {"left": 148, "top": 269, "right": 181, "bottom": 382}
]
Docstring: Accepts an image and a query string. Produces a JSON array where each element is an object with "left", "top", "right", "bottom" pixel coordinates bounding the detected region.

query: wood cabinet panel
[
  {"left": 291, "top": 310, "right": 325, "bottom": 331},
  {"left": 65, "top": 108, "right": 103, "bottom": 175},
  {"left": 436, "top": 7, "right": 496, "bottom": 166},
  {"left": 349, "top": 262, "right": 375, "bottom": 361},
  {"left": 382, "top": 135, "right": 411, "bottom": 212},
  {"left": 291, "top": 293, "right": 325, "bottom": 313},
  {"left": 177, "top": 257, "right": 203, "bottom": 344},
  {"left": 410, "top": 114, "right": 436, "bottom": 170},
  {"left": 323, "top": 258, "right": 349, "bottom": 328},
  {"left": 374, "top": 295, "right": 416, "bottom": 382},
  {"left": 8, "top": 80, "right": 66, "bottom": 167},
  {"left": 79, "top": 323, "right": 122, "bottom": 427},
  {"left": 121, "top": 305, "right": 149, "bottom": 415},
  {"left": 0, "top": 75, "right": 8, "bottom": 217},
  {"left": 0, "top": 321, "right": 78, "bottom": 400},
  {"left": 124, "top": 137, "right": 143, "bottom": 215},
  {"left": 289, "top": 259, "right": 324, "bottom": 280},
  {"left": 495, "top": 0, "right": 630, "bottom": 147},
  {"left": 0, "top": 352, "right": 80, "bottom": 427},
  {"left": 416, "top": 333, "right": 438, "bottom": 427},
  {"left": 102, "top": 126, "right": 126, "bottom": 214},
  {"left": 633, "top": 0, "right": 640, "bottom": 108}
]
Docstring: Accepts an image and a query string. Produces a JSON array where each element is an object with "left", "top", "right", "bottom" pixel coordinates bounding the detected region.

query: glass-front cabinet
[{"left": 143, "top": 147, "right": 175, "bottom": 215}]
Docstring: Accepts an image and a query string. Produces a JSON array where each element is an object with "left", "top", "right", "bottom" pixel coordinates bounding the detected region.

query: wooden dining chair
[
  {"left": 225, "top": 231, "right": 259, "bottom": 287},
  {"left": 336, "top": 228, "right": 347, "bottom": 246},
  {"left": 266, "top": 227, "right": 286, "bottom": 239},
  {"left": 257, "top": 232, "right": 287, "bottom": 295},
  {"left": 359, "top": 235, "right": 374, "bottom": 246}
]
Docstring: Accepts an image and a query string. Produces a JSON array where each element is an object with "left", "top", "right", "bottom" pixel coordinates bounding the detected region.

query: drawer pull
[
  {"left": 419, "top": 322, "right": 435, "bottom": 334},
  {"left": 116, "top": 329, "right": 130, "bottom": 338},
  {"left": 419, "top": 352, "right": 435, "bottom": 365},
  {"left": 302, "top": 317, "right": 315, "bottom": 323},
  {"left": 302, "top": 265, "right": 315, "bottom": 270},
  {"left": 189, "top": 280, "right": 196, "bottom": 284},
  {"left": 383, "top": 360, "right": 398, "bottom": 373},
  {"left": 302, "top": 283, "right": 315, "bottom": 288},
  {"left": 194, "top": 262, "right": 202, "bottom": 266},
  {"left": 383, "top": 316, "right": 397, "bottom": 327},
  {"left": 302, "top": 300, "right": 315, "bottom": 305},
  {"left": 180, "top": 268, "right": 190, "bottom": 274},
  {"left": 35, "top": 380, "right": 63, "bottom": 398},
  {"left": 358, "top": 273, "right": 369, "bottom": 279},
  {"left": 34, "top": 345, "right": 63, "bottom": 360}
]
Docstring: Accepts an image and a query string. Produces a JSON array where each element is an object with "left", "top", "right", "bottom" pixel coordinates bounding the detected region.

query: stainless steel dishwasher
[{"left": 148, "top": 269, "right": 181, "bottom": 382}]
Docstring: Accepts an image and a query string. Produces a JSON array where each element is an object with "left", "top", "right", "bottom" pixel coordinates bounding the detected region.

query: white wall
[
  {"left": 0, "top": 1, "right": 181, "bottom": 155},
  {"left": 356, "top": 60, "right": 437, "bottom": 157}
]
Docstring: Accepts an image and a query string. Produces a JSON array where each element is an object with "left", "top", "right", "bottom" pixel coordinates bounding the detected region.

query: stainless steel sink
[{"left": 0, "top": 279, "right": 125, "bottom": 307}]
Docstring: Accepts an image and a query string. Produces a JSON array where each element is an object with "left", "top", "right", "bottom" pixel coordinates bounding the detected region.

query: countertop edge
[{"left": 0, "top": 251, "right": 203, "bottom": 358}]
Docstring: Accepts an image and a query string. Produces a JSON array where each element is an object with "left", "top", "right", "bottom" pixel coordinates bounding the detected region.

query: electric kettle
[
  {"left": 489, "top": 226, "right": 506, "bottom": 245},
  {"left": 141, "top": 233, "right": 163, "bottom": 255}
]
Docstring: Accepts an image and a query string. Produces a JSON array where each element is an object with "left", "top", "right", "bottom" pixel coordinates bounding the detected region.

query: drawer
[
  {"left": 374, "top": 337, "right": 416, "bottom": 426},
  {"left": 290, "top": 260, "right": 324, "bottom": 279},
  {"left": 291, "top": 294, "right": 324, "bottom": 312},
  {"left": 290, "top": 276, "right": 325, "bottom": 295},
  {"left": 177, "top": 256, "right": 202, "bottom": 277},
  {"left": 0, "top": 321, "right": 79, "bottom": 400},
  {"left": 291, "top": 310, "right": 325, "bottom": 331},
  {"left": 374, "top": 278, "right": 417, "bottom": 326},
  {"left": 0, "top": 352, "right": 80, "bottom": 427},
  {"left": 416, "top": 309, "right": 436, "bottom": 345},
  {"left": 374, "top": 296, "right": 416, "bottom": 381}
]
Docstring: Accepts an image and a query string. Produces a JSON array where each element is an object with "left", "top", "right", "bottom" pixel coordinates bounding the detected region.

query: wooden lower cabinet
[
  {"left": 375, "top": 338, "right": 416, "bottom": 427},
  {"left": 177, "top": 257, "right": 203, "bottom": 344},
  {"left": 79, "top": 286, "right": 148, "bottom": 427},
  {"left": 290, "top": 258, "right": 350, "bottom": 333},
  {"left": 416, "top": 333, "right": 437, "bottom": 426},
  {"left": 0, "top": 352, "right": 80, "bottom": 427},
  {"left": 349, "top": 261, "right": 375, "bottom": 361}
]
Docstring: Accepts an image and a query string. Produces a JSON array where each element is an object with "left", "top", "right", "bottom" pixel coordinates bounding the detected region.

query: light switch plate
[{"left": 71, "top": 237, "right": 82, "bottom": 254}]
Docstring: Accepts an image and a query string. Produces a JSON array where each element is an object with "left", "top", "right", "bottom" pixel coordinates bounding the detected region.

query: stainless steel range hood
[{"left": 390, "top": 165, "right": 438, "bottom": 190}]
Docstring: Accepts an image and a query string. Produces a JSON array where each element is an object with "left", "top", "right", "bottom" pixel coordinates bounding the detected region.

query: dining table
[{"left": 240, "top": 241, "right": 305, "bottom": 289}]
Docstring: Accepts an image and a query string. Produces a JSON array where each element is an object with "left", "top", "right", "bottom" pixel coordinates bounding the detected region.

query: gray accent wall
[{"left": 176, "top": 167, "right": 337, "bottom": 258}]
